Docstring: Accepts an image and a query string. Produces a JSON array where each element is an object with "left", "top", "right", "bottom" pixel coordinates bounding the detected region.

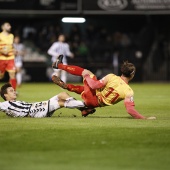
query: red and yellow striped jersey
[
  {"left": 0, "top": 32, "right": 14, "bottom": 60},
  {"left": 96, "top": 74, "right": 134, "bottom": 106}
]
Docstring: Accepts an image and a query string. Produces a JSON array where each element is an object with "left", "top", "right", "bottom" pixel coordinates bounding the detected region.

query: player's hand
[
  {"left": 70, "top": 53, "right": 74, "bottom": 58},
  {"left": 146, "top": 116, "right": 156, "bottom": 120}
]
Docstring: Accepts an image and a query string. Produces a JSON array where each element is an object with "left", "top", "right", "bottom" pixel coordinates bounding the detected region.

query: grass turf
[{"left": 0, "top": 82, "right": 170, "bottom": 170}]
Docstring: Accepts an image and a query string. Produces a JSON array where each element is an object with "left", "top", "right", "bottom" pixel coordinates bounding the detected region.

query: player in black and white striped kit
[
  {"left": 0, "top": 83, "right": 95, "bottom": 118},
  {"left": 14, "top": 36, "right": 25, "bottom": 87},
  {"left": 47, "top": 34, "right": 74, "bottom": 83}
]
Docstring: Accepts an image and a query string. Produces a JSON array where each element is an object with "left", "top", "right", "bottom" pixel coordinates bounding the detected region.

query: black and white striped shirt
[
  {"left": 47, "top": 42, "right": 72, "bottom": 64},
  {"left": 0, "top": 101, "right": 32, "bottom": 117}
]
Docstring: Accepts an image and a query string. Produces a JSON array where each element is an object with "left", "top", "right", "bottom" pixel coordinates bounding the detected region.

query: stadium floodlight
[{"left": 61, "top": 17, "right": 86, "bottom": 23}]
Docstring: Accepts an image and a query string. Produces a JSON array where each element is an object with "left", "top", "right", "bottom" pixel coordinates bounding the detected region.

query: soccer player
[
  {"left": 47, "top": 34, "right": 74, "bottom": 83},
  {"left": 14, "top": 35, "right": 25, "bottom": 87},
  {"left": 0, "top": 22, "right": 17, "bottom": 90},
  {"left": 0, "top": 83, "right": 94, "bottom": 118},
  {"left": 52, "top": 55, "right": 156, "bottom": 119}
]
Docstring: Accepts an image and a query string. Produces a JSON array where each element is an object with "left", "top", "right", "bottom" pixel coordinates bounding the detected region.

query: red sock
[
  {"left": 58, "top": 64, "right": 84, "bottom": 76},
  {"left": 9, "top": 78, "right": 17, "bottom": 90},
  {"left": 67, "top": 84, "right": 84, "bottom": 94}
]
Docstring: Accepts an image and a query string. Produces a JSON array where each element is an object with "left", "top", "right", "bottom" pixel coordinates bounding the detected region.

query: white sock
[
  {"left": 16, "top": 72, "right": 22, "bottom": 85},
  {"left": 64, "top": 97, "right": 85, "bottom": 108},
  {"left": 61, "top": 70, "right": 67, "bottom": 83}
]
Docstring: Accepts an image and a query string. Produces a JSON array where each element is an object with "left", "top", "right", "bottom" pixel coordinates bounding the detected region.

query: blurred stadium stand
[{"left": 0, "top": 0, "right": 170, "bottom": 82}]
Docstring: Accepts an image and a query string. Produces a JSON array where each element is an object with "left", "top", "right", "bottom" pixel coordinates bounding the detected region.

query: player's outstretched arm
[{"left": 124, "top": 96, "right": 156, "bottom": 119}]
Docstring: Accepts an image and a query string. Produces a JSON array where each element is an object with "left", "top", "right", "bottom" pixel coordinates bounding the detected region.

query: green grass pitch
[{"left": 0, "top": 82, "right": 170, "bottom": 170}]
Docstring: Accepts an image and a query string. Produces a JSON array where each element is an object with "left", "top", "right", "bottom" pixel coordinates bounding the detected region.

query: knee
[
  {"left": 9, "top": 72, "right": 16, "bottom": 79},
  {"left": 58, "top": 92, "right": 70, "bottom": 100}
]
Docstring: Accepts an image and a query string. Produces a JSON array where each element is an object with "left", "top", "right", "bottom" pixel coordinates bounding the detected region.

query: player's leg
[
  {"left": 81, "top": 77, "right": 99, "bottom": 108},
  {"left": 67, "top": 84, "right": 84, "bottom": 94},
  {"left": 49, "top": 92, "right": 92, "bottom": 112},
  {"left": 48, "top": 90, "right": 96, "bottom": 117},
  {"left": 0, "top": 60, "right": 6, "bottom": 80},
  {"left": 58, "top": 63, "right": 84, "bottom": 76},
  {"left": 15, "top": 59, "right": 23, "bottom": 87},
  {"left": 66, "top": 77, "right": 98, "bottom": 116},
  {"left": 16, "top": 66, "right": 22, "bottom": 87},
  {"left": 7, "top": 59, "right": 17, "bottom": 90},
  {"left": 53, "top": 68, "right": 60, "bottom": 77},
  {"left": 58, "top": 92, "right": 85, "bottom": 108},
  {"left": 52, "top": 55, "right": 93, "bottom": 77},
  {"left": 57, "top": 92, "right": 96, "bottom": 116},
  {"left": 8, "top": 71, "right": 17, "bottom": 90},
  {"left": 70, "top": 75, "right": 99, "bottom": 117},
  {"left": 53, "top": 68, "right": 67, "bottom": 84},
  {"left": 52, "top": 75, "right": 84, "bottom": 94},
  {"left": 48, "top": 92, "right": 85, "bottom": 111},
  {"left": 60, "top": 70, "right": 67, "bottom": 83}
]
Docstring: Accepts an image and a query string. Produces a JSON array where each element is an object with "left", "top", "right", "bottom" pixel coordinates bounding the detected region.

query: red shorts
[
  {"left": 81, "top": 75, "right": 100, "bottom": 108},
  {"left": 0, "top": 59, "right": 16, "bottom": 74}
]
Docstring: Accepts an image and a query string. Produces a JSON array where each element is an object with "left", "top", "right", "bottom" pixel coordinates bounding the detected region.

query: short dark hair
[
  {"left": 1, "top": 22, "right": 9, "bottom": 28},
  {"left": 0, "top": 83, "right": 12, "bottom": 101},
  {"left": 121, "top": 61, "right": 136, "bottom": 77}
]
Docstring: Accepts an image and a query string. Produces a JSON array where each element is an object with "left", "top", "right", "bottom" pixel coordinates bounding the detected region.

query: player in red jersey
[
  {"left": 0, "top": 22, "right": 17, "bottom": 90},
  {"left": 52, "top": 55, "right": 156, "bottom": 120}
]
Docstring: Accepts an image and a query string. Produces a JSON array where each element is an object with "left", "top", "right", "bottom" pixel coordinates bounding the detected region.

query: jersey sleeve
[
  {"left": 65, "top": 43, "right": 72, "bottom": 57},
  {"left": 124, "top": 96, "right": 145, "bottom": 119},
  {"left": 84, "top": 74, "right": 105, "bottom": 89},
  {"left": 47, "top": 43, "right": 60, "bottom": 57}
]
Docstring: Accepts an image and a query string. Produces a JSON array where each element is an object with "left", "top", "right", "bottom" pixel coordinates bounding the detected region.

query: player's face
[
  {"left": 5, "top": 87, "right": 17, "bottom": 101},
  {"left": 14, "top": 37, "right": 20, "bottom": 43},
  {"left": 2, "top": 23, "right": 11, "bottom": 33},
  {"left": 58, "top": 35, "right": 65, "bottom": 42}
]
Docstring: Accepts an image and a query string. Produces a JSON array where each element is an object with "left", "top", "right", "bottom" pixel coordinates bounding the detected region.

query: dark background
[{"left": 1, "top": 0, "right": 170, "bottom": 82}]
